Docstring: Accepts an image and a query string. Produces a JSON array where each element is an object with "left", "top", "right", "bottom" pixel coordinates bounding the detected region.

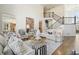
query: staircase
[{"left": 44, "top": 12, "right": 64, "bottom": 29}]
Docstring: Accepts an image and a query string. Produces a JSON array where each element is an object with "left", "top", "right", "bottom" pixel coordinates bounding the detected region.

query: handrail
[
  {"left": 49, "top": 17, "right": 63, "bottom": 29},
  {"left": 44, "top": 12, "right": 63, "bottom": 29},
  {"left": 44, "top": 12, "right": 61, "bottom": 20},
  {"left": 44, "top": 12, "right": 76, "bottom": 29},
  {"left": 52, "top": 17, "right": 63, "bottom": 25},
  {"left": 53, "top": 13, "right": 61, "bottom": 18}
]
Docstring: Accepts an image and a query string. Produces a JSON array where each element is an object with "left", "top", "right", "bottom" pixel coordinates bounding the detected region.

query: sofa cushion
[
  {"left": 8, "top": 36, "right": 34, "bottom": 55},
  {"left": 0, "top": 35, "right": 7, "bottom": 47},
  {"left": 0, "top": 44, "right": 3, "bottom": 55},
  {"left": 3, "top": 45, "right": 14, "bottom": 55}
]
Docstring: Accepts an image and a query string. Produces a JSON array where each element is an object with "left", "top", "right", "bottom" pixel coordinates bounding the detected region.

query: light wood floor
[{"left": 52, "top": 36, "right": 76, "bottom": 55}]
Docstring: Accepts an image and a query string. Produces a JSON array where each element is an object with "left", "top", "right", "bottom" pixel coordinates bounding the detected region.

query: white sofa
[
  {"left": 0, "top": 33, "right": 34, "bottom": 55},
  {"left": 44, "top": 29, "right": 63, "bottom": 42},
  {"left": 0, "top": 33, "right": 7, "bottom": 55}
]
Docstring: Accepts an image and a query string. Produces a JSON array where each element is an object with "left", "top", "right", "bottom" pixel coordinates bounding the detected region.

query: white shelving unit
[{"left": 0, "top": 13, "right": 16, "bottom": 33}]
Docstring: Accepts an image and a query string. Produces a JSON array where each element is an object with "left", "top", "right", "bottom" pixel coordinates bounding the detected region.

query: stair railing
[{"left": 44, "top": 12, "right": 76, "bottom": 29}]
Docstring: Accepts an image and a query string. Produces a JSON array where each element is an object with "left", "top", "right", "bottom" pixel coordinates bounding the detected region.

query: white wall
[
  {"left": 47, "top": 5, "right": 64, "bottom": 17},
  {"left": 0, "top": 4, "right": 43, "bottom": 32},
  {"left": 0, "top": 4, "right": 15, "bottom": 16},
  {"left": 63, "top": 25, "right": 76, "bottom": 36},
  {"left": 64, "top": 4, "right": 79, "bottom": 17},
  {"left": 14, "top": 4, "right": 43, "bottom": 32},
  {"left": 0, "top": 4, "right": 15, "bottom": 32}
]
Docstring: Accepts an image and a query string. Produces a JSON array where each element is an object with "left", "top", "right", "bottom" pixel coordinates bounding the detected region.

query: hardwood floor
[{"left": 52, "top": 36, "right": 76, "bottom": 55}]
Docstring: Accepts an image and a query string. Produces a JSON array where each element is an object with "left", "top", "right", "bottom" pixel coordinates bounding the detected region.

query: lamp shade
[{"left": 26, "top": 24, "right": 30, "bottom": 29}]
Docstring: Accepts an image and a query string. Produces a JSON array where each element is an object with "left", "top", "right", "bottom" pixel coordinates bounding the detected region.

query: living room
[{"left": 0, "top": 4, "right": 78, "bottom": 55}]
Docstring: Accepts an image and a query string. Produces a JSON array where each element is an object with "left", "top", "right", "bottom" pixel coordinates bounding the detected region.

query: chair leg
[
  {"left": 44, "top": 45, "right": 47, "bottom": 55},
  {"left": 35, "top": 49, "right": 38, "bottom": 55}
]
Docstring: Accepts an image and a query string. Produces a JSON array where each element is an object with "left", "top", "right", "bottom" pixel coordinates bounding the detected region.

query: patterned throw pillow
[
  {"left": 8, "top": 36, "right": 34, "bottom": 55},
  {"left": 3, "top": 45, "right": 14, "bottom": 55}
]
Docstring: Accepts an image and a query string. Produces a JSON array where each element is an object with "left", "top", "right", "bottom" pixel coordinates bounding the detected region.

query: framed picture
[{"left": 26, "top": 17, "right": 34, "bottom": 32}]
